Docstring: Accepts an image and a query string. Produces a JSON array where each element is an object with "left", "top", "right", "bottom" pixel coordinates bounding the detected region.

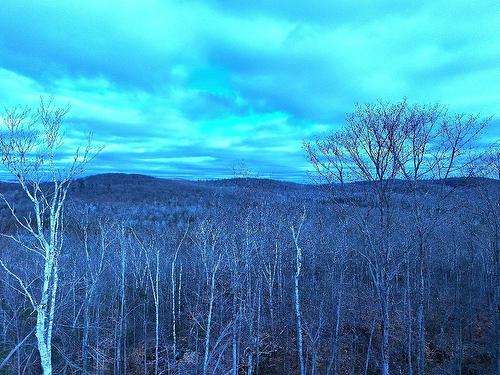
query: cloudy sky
[{"left": 0, "top": 1, "right": 498, "bottom": 180}]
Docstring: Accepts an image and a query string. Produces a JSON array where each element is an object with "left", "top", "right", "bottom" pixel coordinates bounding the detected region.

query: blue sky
[{"left": 0, "top": 0, "right": 499, "bottom": 181}]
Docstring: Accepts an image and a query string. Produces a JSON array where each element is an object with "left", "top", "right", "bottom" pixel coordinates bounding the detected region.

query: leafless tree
[
  {"left": 305, "top": 99, "right": 492, "bottom": 375},
  {"left": 0, "top": 98, "right": 100, "bottom": 375}
]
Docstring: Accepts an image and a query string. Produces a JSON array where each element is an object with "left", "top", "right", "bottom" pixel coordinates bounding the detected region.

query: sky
[{"left": 0, "top": 0, "right": 499, "bottom": 181}]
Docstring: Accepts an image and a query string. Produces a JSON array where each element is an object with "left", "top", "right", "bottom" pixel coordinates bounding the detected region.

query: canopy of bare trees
[{"left": 0, "top": 100, "right": 497, "bottom": 375}]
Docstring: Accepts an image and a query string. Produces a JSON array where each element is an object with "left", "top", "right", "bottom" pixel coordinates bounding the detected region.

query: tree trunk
[
  {"left": 202, "top": 254, "right": 220, "bottom": 375},
  {"left": 364, "top": 318, "right": 376, "bottom": 375},
  {"left": 36, "top": 310, "right": 52, "bottom": 375},
  {"left": 381, "top": 288, "right": 390, "bottom": 375},
  {"left": 294, "top": 239, "right": 305, "bottom": 375},
  {"left": 417, "top": 237, "right": 425, "bottom": 375}
]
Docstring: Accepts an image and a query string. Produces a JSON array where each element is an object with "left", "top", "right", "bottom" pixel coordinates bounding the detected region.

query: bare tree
[
  {"left": 0, "top": 98, "right": 99, "bottom": 375},
  {"left": 396, "top": 103, "right": 489, "bottom": 375},
  {"left": 305, "top": 99, "right": 492, "bottom": 375},
  {"left": 306, "top": 100, "right": 412, "bottom": 375},
  {"left": 197, "top": 221, "right": 223, "bottom": 375},
  {"left": 0, "top": 98, "right": 496, "bottom": 375}
]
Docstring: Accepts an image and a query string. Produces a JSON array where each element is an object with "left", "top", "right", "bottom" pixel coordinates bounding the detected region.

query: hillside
[{"left": 0, "top": 173, "right": 498, "bottom": 374}]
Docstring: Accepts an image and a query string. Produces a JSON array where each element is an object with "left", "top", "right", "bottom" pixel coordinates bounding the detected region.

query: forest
[{"left": 0, "top": 100, "right": 498, "bottom": 375}]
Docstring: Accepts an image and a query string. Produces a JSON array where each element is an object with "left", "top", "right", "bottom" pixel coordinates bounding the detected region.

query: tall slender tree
[{"left": 0, "top": 99, "right": 99, "bottom": 375}]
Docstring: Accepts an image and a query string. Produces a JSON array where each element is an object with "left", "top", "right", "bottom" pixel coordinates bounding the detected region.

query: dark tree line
[{"left": 0, "top": 100, "right": 498, "bottom": 374}]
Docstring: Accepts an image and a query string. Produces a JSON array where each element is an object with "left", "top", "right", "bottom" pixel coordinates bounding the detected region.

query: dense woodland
[{"left": 0, "top": 100, "right": 498, "bottom": 375}]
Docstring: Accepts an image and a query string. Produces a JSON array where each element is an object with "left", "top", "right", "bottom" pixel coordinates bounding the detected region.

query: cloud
[{"left": 0, "top": 0, "right": 498, "bottom": 181}]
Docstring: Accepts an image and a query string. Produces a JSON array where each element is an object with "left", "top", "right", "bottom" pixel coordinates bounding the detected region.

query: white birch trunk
[{"left": 291, "top": 213, "right": 306, "bottom": 375}]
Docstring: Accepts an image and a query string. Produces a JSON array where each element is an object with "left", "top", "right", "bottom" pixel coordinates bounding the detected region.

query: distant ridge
[
  {"left": 0, "top": 173, "right": 497, "bottom": 193},
  {"left": 74, "top": 172, "right": 498, "bottom": 188}
]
